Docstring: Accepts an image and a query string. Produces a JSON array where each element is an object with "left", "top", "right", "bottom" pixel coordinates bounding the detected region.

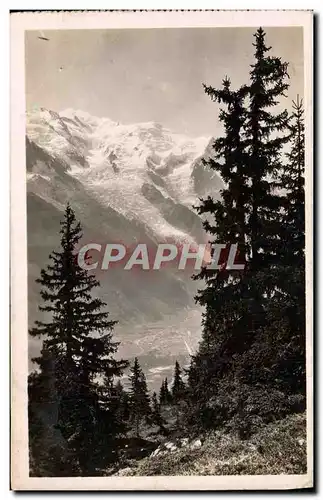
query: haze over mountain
[{"left": 26, "top": 107, "right": 223, "bottom": 388}]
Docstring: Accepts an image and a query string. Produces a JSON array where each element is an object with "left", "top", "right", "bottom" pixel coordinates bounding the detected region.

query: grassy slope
[{"left": 123, "top": 413, "right": 307, "bottom": 476}]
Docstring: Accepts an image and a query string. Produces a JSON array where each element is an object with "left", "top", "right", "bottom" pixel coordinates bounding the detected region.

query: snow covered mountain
[
  {"left": 27, "top": 107, "right": 222, "bottom": 242},
  {"left": 26, "top": 107, "right": 223, "bottom": 386}
]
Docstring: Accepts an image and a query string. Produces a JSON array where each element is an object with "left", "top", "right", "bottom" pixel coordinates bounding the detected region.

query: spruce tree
[
  {"left": 29, "top": 204, "right": 127, "bottom": 474},
  {"left": 129, "top": 358, "right": 151, "bottom": 436},
  {"left": 113, "top": 380, "right": 131, "bottom": 424},
  {"left": 28, "top": 346, "right": 78, "bottom": 476},
  {"left": 151, "top": 391, "right": 165, "bottom": 430},
  {"left": 244, "top": 27, "right": 290, "bottom": 272},
  {"left": 263, "top": 96, "right": 305, "bottom": 395},
  {"left": 189, "top": 27, "right": 296, "bottom": 428},
  {"left": 94, "top": 377, "right": 130, "bottom": 466},
  {"left": 234, "top": 28, "right": 300, "bottom": 396},
  {"left": 164, "top": 377, "right": 172, "bottom": 404},
  {"left": 159, "top": 377, "right": 172, "bottom": 405},
  {"left": 225, "top": 26, "right": 292, "bottom": 391},
  {"left": 191, "top": 76, "right": 250, "bottom": 403},
  {"left": 281, "top": 96, "right": 305, "bottom": 266},
  {"left": 159, "top": 379, "right": 166, "bottom": 405},
  {"left": 171, "top": 361, "right": 186, "bottom": 402}
]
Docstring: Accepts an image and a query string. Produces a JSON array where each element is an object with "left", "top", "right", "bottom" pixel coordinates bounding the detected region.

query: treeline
[{"left": 28, "top": 27, "right": 305, "bottom": 476}]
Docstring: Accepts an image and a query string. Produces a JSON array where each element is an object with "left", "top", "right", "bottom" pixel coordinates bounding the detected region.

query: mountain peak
[{"left": 26, "top": 107, "right": 222, "bottom": 240}]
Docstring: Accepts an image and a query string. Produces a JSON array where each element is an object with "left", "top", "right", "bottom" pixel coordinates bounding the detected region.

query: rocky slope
[{"left": 116, "top": 413, "right": 307, "bottom": 477}]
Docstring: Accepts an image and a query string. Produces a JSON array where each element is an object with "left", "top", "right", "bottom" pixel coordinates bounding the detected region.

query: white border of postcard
[{"left": 10, "top": 9, "right": 313, "bottom": 490}]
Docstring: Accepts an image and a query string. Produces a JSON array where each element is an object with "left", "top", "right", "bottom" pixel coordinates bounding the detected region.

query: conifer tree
[
  {"left": 244, "top": 27, "right": 290, "bottom": 273},
  {"left": 151, "top": 391, "right": 165, "bottom": 430},
  {"left": 281, "top": 96, "right": 305, "bottom": 266},
  {"left": 191, "top": 76, "right": 250, "bottom": 400},
  {"left": 96, "top": 377, "right": 130, "bottom": 459},
  {"left": 29, "top": 204, "right": 127, "bottom": 475},
  {"left": 129, "top": 358, "right": 151, "bottom": 436},
  {"left": 28, "top": 346, "right": 78, "bottom": 476},
  {"left": 235, "top": 28, "right": 300, "bottom": 395},
  {"left": 189, "top": 27, "right": 296, "bottom": 427},
  {"left": 171, "top": 361, "right": 186, "bottom": 402},
  {"left": 113, "top": 380, "right": 131, "bottom": 424},
  {"left": 263, "top": 96, "right": 305, "bottom": 394},
  {"left": 159, "top": 377, "right": 172, "bottom": 405},
  {"left": 164, "top": 377, "right": 172, "bottom": 404},
  {"left": 159, "top": 379, "right": 166, "bottom": 405}
]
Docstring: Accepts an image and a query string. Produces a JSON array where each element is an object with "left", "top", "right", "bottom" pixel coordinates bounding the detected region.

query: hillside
[{"left": 115, "top": 413, "right": 307, "bottom": 477}]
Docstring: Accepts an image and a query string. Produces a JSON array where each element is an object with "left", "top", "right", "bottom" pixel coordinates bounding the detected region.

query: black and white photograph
[{"left": 10, "top": 10, "right": 313, "bottom": 490}]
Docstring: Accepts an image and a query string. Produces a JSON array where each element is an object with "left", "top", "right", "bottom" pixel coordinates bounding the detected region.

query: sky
[{"left": 25, "top": 27, "right": 304, "bottom": 137}]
